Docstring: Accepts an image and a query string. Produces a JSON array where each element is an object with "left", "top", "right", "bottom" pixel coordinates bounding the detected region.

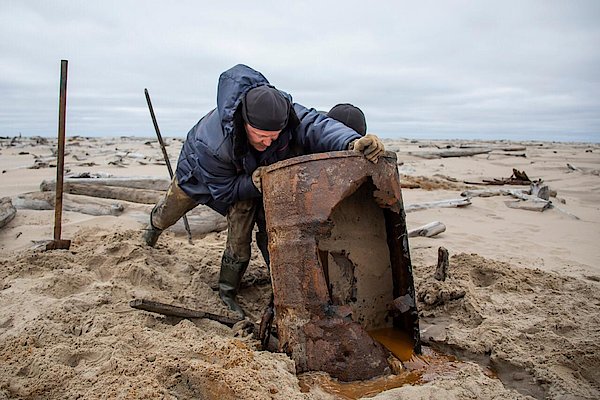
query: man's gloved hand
[
  {"left": 252, "top": 167, "right": 266, "bottom": 193},
  {"left": 349, "top": 134, "right": 385, "bottom": 163}
]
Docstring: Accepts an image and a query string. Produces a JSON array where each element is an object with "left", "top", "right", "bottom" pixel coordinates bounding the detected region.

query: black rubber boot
[
  {"left": 219, "top": 252, "right": 249, "bottom": 320},
  {"left": 255, "top": 231, "right": 270, "bottom": 272},
  {"left": 142, "top": 218, "right": 163, "bottom": 247}
]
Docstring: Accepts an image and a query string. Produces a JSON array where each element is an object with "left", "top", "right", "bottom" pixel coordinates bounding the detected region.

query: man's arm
[
  {"left": 195, "top": 143, "right": 261, "bottom": 205},
  {"left": 293, "top": 104, "right": 362, "bottom": 153}
]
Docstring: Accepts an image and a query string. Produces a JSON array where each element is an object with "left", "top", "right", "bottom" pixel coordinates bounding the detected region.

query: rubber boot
[
  {"left": 219, "top": 252, "right": 249, "bottom": 320},
  {"left": 255, "top": 231, "right": 270, "bottom": 272},
  {"left": 142, "top": 218, "right": 163, "bottom": 247}
]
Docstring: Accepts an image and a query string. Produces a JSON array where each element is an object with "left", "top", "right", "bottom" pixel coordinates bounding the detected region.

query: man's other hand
[
  {"left": 252, "top": 167, "right": 266, "bottom": 193},
  {"left": 350, "top": 134, "right": 385, "bottom": 163}
]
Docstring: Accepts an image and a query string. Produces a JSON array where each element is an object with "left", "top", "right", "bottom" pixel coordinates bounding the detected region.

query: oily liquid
[
  {"left": 368, "top": 327, "right": 415, "bottom": 361},
  {"left": 298, "top": 328, "right": 467, "bottom": 400}
]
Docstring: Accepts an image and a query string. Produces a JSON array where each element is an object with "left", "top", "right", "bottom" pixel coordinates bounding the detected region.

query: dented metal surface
[{"left": 262, "top": 151, "right": 420, "bottom": 381}]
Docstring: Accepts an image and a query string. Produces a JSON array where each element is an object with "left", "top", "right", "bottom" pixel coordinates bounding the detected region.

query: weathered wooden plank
[
  {"left": 405, "top": 198, "right": 471, "bottom": 213},
  {"left": 129, "top": 299, "right": 240, "bottom": 326}
]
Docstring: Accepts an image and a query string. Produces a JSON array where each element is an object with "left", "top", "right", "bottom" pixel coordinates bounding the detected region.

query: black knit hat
[
  {"left": 241, "top": 86, "right": 290, "bottom": 131},
  {"left": 327, "top": 103, "right": 367, "bottom": 136}
]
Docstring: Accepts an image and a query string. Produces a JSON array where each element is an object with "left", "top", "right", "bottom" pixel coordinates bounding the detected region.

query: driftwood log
[
  {"left": 505, "top": 200, "right": 550, "bottom": 212},
  {"left": 462, "top": 186, "right": 579, "bottom": 217},
  {"left": 405, "top": 198, "right": 471, "bottom": 213},
  {"left": 409, "top": 148, "right": 492, "bottom": 159},
  {"left": 0, "top": 197, "right": 17, "bottom": 229},
  {"left": 13, "top": 192, "right": 124, "bottom": 216},
  {"left": 35, "top": 175, "right": 228, "bottom": 234},
  {"left": 40, "top": 181, "right": 164, "bottom": 204},
  {"left": 126, "top": 207, "right": 227, "bottom": 236},
  {"left": 41, "top": 176, "right": 171, "bottom": 191},
  {"left": 408, "top": 221, "right": 446, "bottom": 238}
]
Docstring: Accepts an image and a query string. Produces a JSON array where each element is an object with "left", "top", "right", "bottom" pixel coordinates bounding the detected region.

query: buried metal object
[{"left": 262, "top": 150, "right": 421, "bottom": 382}]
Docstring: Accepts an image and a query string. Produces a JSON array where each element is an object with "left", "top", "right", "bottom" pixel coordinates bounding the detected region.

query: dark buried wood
[
  {"left": 435, "top": 247, "right": 449, "bottom": 281},
  {"left": 129, "top": 299, "right": 240, "bottom": 327}
]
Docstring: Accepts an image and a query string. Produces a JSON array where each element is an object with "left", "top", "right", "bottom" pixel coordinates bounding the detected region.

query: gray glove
[
  {"left": 349, "top": 134, "right": 385, "bottom": 163},
  {"left": 252, "top": 167, "right": 266, "bottom": 193}
]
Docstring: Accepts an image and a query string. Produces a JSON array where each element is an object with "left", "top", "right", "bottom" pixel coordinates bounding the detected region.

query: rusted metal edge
[{"left": 264, "top": 150, "right": 397, "bottom": 174}]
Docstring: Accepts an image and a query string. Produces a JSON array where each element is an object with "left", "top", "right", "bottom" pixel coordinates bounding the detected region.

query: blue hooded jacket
[{"left": 175, "top": 64, "right": 362, "bottom": 215}]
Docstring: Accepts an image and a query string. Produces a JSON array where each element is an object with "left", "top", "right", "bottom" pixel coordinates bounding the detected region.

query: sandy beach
[{"left": 0, "top": 135, "right": 599, "bottom": 399}]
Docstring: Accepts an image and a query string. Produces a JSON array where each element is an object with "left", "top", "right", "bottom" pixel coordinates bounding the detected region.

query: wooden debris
[
  {"left": 490, "top": 152, "right": 526, "bottom": 158},
  {"left": 409, "top": 148, "right": 492, "bottom": 159},
  {"left": 126, "top": 205, "right": 227, "bottom": 236},
  {"left": 0, "top": 197, "right": 17, "bottom": 229},
  {"left": 13, "top": 192, "right": 124, "bottom": 216},
  {"left": 461, "top": 188, "right": 514, "bottom": 198},
  {"left": 408, "top": 221, "right": 446, "bottom": 238},
  {"left": 434, "top": 247, "right": 449, "bottom": 281},
  {"left": 400, "top": 175, "right": 471, "bottom": 191},
  {"left": 129, "top": 299, "right": 241, "bottom": 327},
  {"left": 41, "top": 176, "right": 171, "bottom": 191},
  {"left": 505, "top": 200, "right": 551, "bottom": 212},
  {"left": 40, "top": 181, "right": 164, "bottom": 204},
  {"left": 530, "top": 181, "right": 550, "bottom": 200},
  {"left": 433, "top": 174, "right": 459, "bottom": 183},
  {"left": 464, "top": 168, "right": 533, "bottom": 186},
  {"left": 405, "top": 198, "right": 471, "bottom": 213}
]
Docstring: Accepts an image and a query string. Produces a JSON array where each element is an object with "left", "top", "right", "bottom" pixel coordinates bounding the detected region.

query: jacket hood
[{"left": 217, "top": 64, "right": 270, "bottom": 137}]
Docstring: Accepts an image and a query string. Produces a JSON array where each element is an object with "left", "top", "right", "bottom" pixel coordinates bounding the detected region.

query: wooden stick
[
  {"left": 434, "top": 247, "right": 449, "bottom": 281},
  {"left": 129, "top": 299, "right": 241, "bottom": 326},
  {"left": 47, "top": 59, "right": 71, "bottom": 251},
  {"left": 405, "top": 198, "right": 471, "bottom": 213},
  {"left": 408, "top": 221, "right": 446, "bottom": 238}
]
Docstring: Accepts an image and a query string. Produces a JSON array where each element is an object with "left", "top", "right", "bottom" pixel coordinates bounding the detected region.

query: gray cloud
[{"left": 0, "top": 0, "right": 598, "bottom": 141}]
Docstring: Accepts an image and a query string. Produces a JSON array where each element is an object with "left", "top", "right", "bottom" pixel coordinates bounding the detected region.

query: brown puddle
[
  {"left": 299, "top": 328, "right": 495, "bottom": 399},
  {"left": 368, "top": 327, "right": 415, "bottom": 362}
]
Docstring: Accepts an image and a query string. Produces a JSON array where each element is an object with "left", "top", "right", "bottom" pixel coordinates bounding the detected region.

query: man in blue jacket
[{"left": 143, "top": 64, "right": 384, "bottom": 318}]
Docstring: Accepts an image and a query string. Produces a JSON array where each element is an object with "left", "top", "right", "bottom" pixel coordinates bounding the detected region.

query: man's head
[
  {"left": 242, "top": 86, "right": 289, "bottom": 151},
  {"left": 327, "top": 103, "right": 367, "bottom": 136}
]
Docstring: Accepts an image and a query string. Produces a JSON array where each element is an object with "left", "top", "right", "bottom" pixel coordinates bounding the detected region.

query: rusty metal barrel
[{"left": 262, "top": 150, "right": 421, "bottom": 381}]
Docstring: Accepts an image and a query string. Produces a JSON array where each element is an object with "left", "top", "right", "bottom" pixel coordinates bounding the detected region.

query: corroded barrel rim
[{"left": 265, "top": 150, "right": 397, "bottom": 173}]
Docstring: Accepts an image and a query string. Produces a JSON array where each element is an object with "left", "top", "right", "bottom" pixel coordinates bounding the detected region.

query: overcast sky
[{"left": 1, "top": 0, "right": 599, "bottom": 141}]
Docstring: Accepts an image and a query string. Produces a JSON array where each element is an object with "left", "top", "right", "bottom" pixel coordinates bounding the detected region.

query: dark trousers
[{"left": 151, "top": 177, "right": 269, "bottom": 266}]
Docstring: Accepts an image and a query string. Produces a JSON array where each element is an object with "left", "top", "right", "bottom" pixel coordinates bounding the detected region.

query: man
[
  {"left": 327, "top": 103, "right": 367, "bottom": 136},
  {"left": 143, "top": 64, "right": 384, "bottom": 318}
]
